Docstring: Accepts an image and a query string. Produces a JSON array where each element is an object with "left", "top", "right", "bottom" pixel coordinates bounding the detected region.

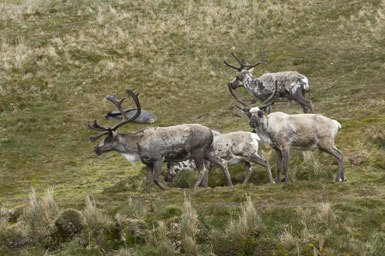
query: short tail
[
  {"left": 300, "top": 76, "right": 309, "bottom": 91},
  {"left": 333, "top": 120, "right": 342, "bottom": 129}
]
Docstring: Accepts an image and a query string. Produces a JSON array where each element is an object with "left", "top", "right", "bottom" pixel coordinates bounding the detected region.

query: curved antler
[
  {"left": 88, "top": 88, "right": 142, "bottom": 141},
  {"left": 259, "top": 80, "right": 279, "bottom": 109},
  {"left": 88, "top": 120, "right": 111, "bottom": 142},
  {"left": 106, "top": 94, "right": 127, "bottom": 121},
  {"left": 224, "top": 51, "right": 265, "bottom": 71},
  {"left": 110, "top": 88, "right": 141, "bottom": 131},
  {"left": 228, "top": 83, "right": 250, "bottom": 110}
]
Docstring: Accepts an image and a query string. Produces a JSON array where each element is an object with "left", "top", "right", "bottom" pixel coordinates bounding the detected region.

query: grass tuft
[{"left": 180, "top": 195, "right": 199, "bottom": 255}]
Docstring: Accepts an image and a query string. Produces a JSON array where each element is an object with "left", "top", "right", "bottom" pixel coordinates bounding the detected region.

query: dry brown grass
[
  {"left": 226, "top": 194, "right": 265, "bottom": 239},
  {"left": 21, "top": 187, "right": 59, "bottom": 238},
  {"left": 180, "top": 196, "right": 199, "bottom": 255}
]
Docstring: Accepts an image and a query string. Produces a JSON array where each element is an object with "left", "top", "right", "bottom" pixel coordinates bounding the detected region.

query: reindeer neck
[
  {"left": 115, "top": 132, "right": 143, "bottom": 154},
  {"left": 254, "top": 116, "right": 274, "bottom": 146},
  {"left": 243, "top": 77, "right": 264, "bottom": 99}
]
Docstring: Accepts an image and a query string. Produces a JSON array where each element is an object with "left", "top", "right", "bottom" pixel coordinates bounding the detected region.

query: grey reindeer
[
  {"left": 88, "top": 88, "right": 233, "bottom": 193},
  {"left": 165, "top": 131, "right": 275, "bottom": 185},
  {"left": 224, "top": 51, "right": 314, "bottom": 113},
  {"left": 229, "top": 83, "right": 345, "bottom": 184}
]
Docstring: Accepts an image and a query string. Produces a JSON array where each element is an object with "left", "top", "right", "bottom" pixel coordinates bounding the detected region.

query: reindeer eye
[{"left": 105, "top": 136, "right": 113, "bottom": 143}]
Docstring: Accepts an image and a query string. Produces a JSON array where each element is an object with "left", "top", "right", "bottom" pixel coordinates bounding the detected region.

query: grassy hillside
[{"left": 0, "top": 0, "right": 384, "bottom": 255}]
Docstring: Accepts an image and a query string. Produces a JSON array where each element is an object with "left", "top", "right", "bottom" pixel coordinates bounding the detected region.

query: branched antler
[
  {"left": 228, "top": 80, "right": 278, "bottom": 114},
  {"left": 258, "top": 80, "right": 278, "bottom": 109},
  {"left": 224, "top": 51, "right": 265, "bottom": 71},
  {"left": 106, "top": 94, "right": 127, "bottom": 121},
  {"left": 88, "top": 88, "right": 142, "bottom": 141},
  {"left": 228, "top": 83, "right": 250, "bottom": 110}
]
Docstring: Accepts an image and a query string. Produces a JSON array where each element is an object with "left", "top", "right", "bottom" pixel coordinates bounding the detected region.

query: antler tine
[
  {"left": 259, "top": 80, "right": 278, "bottom": 109},
  {"left": 228, "top": 83, "right": 250, "bottom": 109},
  {"left": 88, "top": 120, "right": 109, "bottom": 132},
  {"left": 90, "top": 132, "right": 110, "bottom": 142},
  {"left": 88, "top": 120, "right": 111, "bottom": 142},
  {"left": 231, "top": 52, "right": 244, "bottom": 66},
  {"left": 242, "top": 50, "right": 265, "bottom": 68},
  {"left": 224, "top": 60, "right": 242, "bottom": 71},
  {"left": 224, "top": 52, "right": 245, "bottom": 71},
  {"left": 106, "top": 94, "right": 127, "bottom": 121},
  {"left": 111, "top": 88, "right": 141, "bottom": 131}
]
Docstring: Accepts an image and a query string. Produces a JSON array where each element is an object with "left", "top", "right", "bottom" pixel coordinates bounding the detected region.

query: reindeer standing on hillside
[
  {"left": 224, "top": 51, "right": 314, "bottom": 113},
  {"left": 88, "top": 88, "right": 233, "bottom": 193},
  {"left": 165, "top": 130, "right": 275, "bottom": 185},
  {"left": 228, "top": 83, "right": 344, "bottom": 184}
]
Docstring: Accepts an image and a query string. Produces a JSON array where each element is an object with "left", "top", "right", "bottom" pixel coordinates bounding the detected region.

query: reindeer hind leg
[
  {"left": 205, "top": 152, "right": 233, "bottom": 187},
  {"left": 293, "top": 88, "right": 314, "bottom": 113},
  {"left": 319, "top": 145, "right": 345, "bottom": 182},
  {"left": 250, "top": 154, "right": 274, "bottom": 184}
]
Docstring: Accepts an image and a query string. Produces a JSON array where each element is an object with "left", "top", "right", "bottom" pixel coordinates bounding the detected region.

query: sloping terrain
[{"left": 0, "top": 0, "right": 384, "bottom": 255}]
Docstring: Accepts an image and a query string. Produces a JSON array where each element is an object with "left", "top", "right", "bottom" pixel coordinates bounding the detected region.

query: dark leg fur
[
  {"left": 152, "top": 161, "right": 168, "bottom": 191},
  {"left": 206, "top": 152, "right": 233, "bottom": 187},
  {"left": 293, "top": 88, "right": 314, "bottom": 113},
  {"left": 145, "top": 164, "right": 153, "bottom": 193},
  {"left": 194, "top": 157, "right": 208, "bottom": 188},
  {"left": 275, "top": 149, "right": 283, "bottom": 184},
  {"left": 320, "top": 147, "right": 345, "bottom": 182},
  {"left": 282, "top": 149, "right": 290, "bottom": 184},
  {"left": 250, "top": 155, "right": 275, "bottom": 184},
  {"left": 241, "top": 161, "right": 253, "bottom": 184}
]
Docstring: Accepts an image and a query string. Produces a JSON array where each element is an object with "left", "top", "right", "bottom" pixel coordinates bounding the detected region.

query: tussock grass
[
  {"left": 226, "top": 194, "right": 265, "bottom": 238},
  {"left": 147, "top": 221, "right": 177, "bottom": 256},
  {"left": 21, "top": 187, "right": 59, "bottom": 238},
  {"left": 82, "top": 196, "right": 111, "bottom": 229},
  {"left": 180, "top": 195, "right": 199, "bottom": 255}
]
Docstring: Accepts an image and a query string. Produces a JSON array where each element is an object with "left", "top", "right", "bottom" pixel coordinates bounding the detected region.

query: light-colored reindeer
[
  {"left": 88, "top": 89, "right": 233, "bottom": 193},
  {"left": 165, "top": 131, "right": 275, "bottom": 185},
  {"left": 224, "top": 51, "right": 314, "bottom": 113},
  {"left": 229, "top": 83, "right": 344, "bottom": 184}
]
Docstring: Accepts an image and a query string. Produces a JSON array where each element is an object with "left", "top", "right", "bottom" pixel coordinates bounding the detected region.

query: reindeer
[
  {"left": 164, "top": 131, "right": 275, "bottom": 185},
  {"left": 224, "top": 51, "right": 314, "bottom": 113},
  {"left": 88, "top": 88, "right": 233, "bottom": 193},
  {"left": 228, "top": 83, "right": 345, "bottom": 184}
]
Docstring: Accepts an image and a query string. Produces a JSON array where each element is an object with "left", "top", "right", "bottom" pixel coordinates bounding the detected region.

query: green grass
[{"left": 1, "top": 0, "right": 385, "bottom": 255}]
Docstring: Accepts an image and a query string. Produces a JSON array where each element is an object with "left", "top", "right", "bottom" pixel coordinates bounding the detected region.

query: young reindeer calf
[
  {"left": 88, "top": 89, "right": 233, "bottom": 193},
  {"left": 228, "top": 83, "right": 345, "bottom": 184},
  {"left": 165, "top": 131, "right": 275, "bottom": 185}
]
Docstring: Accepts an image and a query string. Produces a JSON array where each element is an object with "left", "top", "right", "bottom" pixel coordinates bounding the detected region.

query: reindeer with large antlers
[
  {"left": 228, "top": 84, "right": 345, "bottom": 184},
  {"left": 88, "top": 89, "right": 233, "bottom": 193},
  {"left": 224, "top": 51, "right": 314, "bottom": 113}
]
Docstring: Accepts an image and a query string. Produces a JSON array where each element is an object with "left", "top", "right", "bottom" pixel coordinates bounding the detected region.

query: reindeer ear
[
  {"left": 258, "top": 110, "right": 264, "bottom": 118},
  {"left": 112, "top": 131, "right": 118, "bottom": 139},
  {"left": 248, "top": 67, "right": 254, "bottom": 74}
]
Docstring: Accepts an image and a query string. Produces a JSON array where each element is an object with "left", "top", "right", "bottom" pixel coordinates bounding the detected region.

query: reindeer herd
[{"left": 88, "top": 51, "right": 345, "bottom": 193}]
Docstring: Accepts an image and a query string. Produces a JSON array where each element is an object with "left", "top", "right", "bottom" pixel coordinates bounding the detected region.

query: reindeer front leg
[
  {"left": 194, "top": 158, "right": 208, "bottom": 188},
  {"left": 145, "top": 164, "right": 153, "bottom": 193},
  {"left": 275, "top": 149, "right": 283, "bottom": 184},
  {"left": 282, "top": 148, "right": 290, "bottom": 184},
  {"left": 152, "top": 161, "right": 168, "bottom": 191}
]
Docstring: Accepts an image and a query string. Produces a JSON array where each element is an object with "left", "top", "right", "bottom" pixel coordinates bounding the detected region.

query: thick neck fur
[
  {"left": 253, "top": 116, "right": 273, "bottom": 146},
  {"left": 115, "top": 132, "right": 143, "bottom": 154},
  {"left": 243, "top": 77, "right": 267, "bottom": 100}
]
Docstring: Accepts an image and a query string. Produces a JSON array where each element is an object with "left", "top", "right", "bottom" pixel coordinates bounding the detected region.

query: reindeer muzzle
[
  {"left": 249, "top": 116, "right": 258, "bottom": 128},
  {"left": 93, "top": 147, "right": 103, "bottom": 155}
]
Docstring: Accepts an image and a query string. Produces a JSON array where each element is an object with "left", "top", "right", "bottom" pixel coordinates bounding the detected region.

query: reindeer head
[
  {"left": 224, "top": 51, "right": 264, "bottom": 89},
  {"left": 228, "top": 80, "right": 278, "bottom": 129},
  {"left": 88, "top": 88, "right": 141, "bottom": 155}
]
